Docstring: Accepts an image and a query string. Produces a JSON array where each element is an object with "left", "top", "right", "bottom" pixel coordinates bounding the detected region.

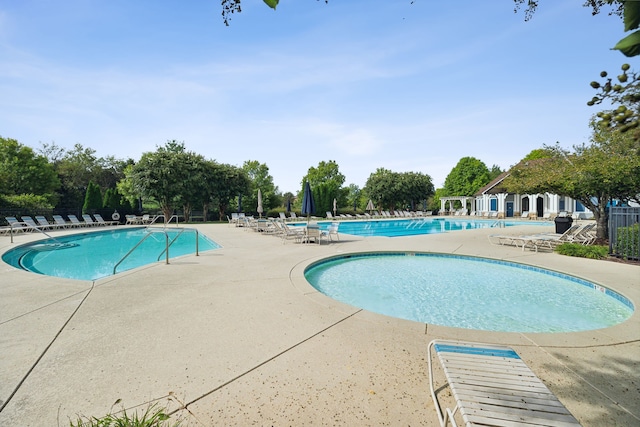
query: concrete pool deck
[{"left": 0, "top": 221, "right": 638, "bottom": 426}]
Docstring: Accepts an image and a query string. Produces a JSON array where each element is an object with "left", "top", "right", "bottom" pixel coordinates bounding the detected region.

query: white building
[{"left": 440, "top": 172, "right": 592, "bottom": 219}]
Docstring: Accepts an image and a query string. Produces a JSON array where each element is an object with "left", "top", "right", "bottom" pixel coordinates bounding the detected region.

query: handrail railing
[
  {"left": 113, "top": 231, "right": 161, "bottom": 274},
  {"left": 8, "top": 221, "right": 59, "bottom": 244},
  {"left": 112, "top": 227, "right": 200, "bottom": 275},
  {"left": 147, "top": 214, "right": 180, "bottom": 227}
]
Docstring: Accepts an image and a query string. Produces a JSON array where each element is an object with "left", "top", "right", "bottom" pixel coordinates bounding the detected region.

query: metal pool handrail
[
  {"left": 155, "top": 228, "right": 201, "bottom": 261},
  {"left": 147, "top": 214, "right": 180, "bottom": 227},
  {"left": 112, "top": 227, "right": 200, "bottom": 275}
]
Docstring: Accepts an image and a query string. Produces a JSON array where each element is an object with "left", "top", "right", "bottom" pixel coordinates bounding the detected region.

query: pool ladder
[{"left": 112, "top": 227, "right": 200, "bottom": 275}]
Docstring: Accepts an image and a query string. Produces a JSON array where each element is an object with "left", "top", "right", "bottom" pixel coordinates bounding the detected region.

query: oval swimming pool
[
  {"left": 304, "top": 252, "right": 633, "bottom": 333},
  {"left": 2, "top": 227, "right": 220, "bottom": 281}
]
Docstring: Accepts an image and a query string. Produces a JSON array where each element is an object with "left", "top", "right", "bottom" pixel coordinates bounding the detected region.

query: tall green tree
[
  {"left": 301, "top": 160, "right": 347, "bottom": 215},
  {"left": 207, "top": 163, "right": 251, "bottom": 221},
  {"left": 82, "top": 181, "right": 103, "bottom": 214},
  {"left": 40, "top": 143, "right": 128, "bottom": 211},
  {"left": 504, "top": 124, "right": 640, "bottom": 240},
  {"left": 0, "top": 137, "right": 60, "bottom": 204},
  {"left": 242, "top": 160, "right": 279, "bottom": 215},
  {"left": 129, "top": 141, "right": 205, "bottom": 220},
  {"left": 443, "top": 157, "right": 491, "bottom": 197},
  {"left": 365, "top": 168, "right": 433, "bottom": 212}
]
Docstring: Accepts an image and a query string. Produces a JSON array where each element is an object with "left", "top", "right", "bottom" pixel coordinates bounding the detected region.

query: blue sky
[{"left": 0, "top": 0, "right": 627, "bottom": 193}]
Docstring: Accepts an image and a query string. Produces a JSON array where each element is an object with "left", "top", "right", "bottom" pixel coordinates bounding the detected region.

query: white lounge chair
[
  {"left": 53, "top": 215, "right": 76, "bottom": 228},
  {"left": 428, "top": 340, "right": 581, "bottom": 427},
  {"left": 82, "top": 214, "right": 102, "bottom": 226},
  {"left": 93, "top": 213, "right": 119, "bottom": 226},
  {"left": 489, "top": 224, "right": 585, "bottom": 252},
  {"left": 67, "top": 214, "right": 90, "bottom": 227},
  {"left": 274, "top": 221, "right": 305, "bottom": 243},
  {"left": 20, "top": 216, "right": 45, "bottom": 230},
  {"left": 35, "top": 215, "right": 64, "bottom": 230},
  {"left": 3, "top": 216, "right": 33, "bottom": 233}
]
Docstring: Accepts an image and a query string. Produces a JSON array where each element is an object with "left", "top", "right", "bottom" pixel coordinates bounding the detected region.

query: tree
[
  {"left": 242, "top": 160, "right": 279, "bottom": 215},
  {"left": 514, "top": 1, "right": 637, "bottom": 55},
  {"left": 0, "top": 136, "right": 60, "bottom": 204},
  {"left": 443, "top": 157, "right": 491, "bottom": 198},
  {"left": 128, "top": 141, "right": 206, "bottom": 220},
  {"left": 365, "top": 168, "right": 433, "bottom": 212},
  {"left": 301, "top": 160, "right": 347, "bottom": 215},
  {"left": 207, "top": 163, "right": 251, "bottom": 221},
  {"left": 488, "top": 164, "right": 504, "bottom": 182},
  {"left": 345, "top": 183, "right": 362, "bottom": 211},
  {"left": 41, "top": 143, "right": 128, "bottom": 211},
  {"left": 504, "top": 124, "right": 640, "bottom": 240},
  {"left": 82, "top": 181, "right": 103, "bottom": 214},
  {"left": 589, "top": 63, "right": 640, "bottom": 140}
]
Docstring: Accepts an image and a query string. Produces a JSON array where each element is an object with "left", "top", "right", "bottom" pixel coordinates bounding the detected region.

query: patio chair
[
  {"left": 67, "top": 214, "right": 89, "bottom": 227},
  {"left": 53, "top": 215, "right": 75, "bottom": 228},
  {"left": 20, "top": 216, "right": 46, "bottom": 231},
  {"left": 82, "top": 214, "right": 102, "bottom": 226},
  {"left": 326, "top": 222, "right": 340, "bottom": 241},
  {"left": 489, "top": 224, "right": 584, "bottom": 252},
  {"left": 93, "top": 213, "right": 119, "bottom": 226},
  {"left": 35, "top": 215, "right": 64, "bottom": 230},
  {"left": 304, "top": 224, "right": 327, "bottom": 244},
  {"left": 3, "top": 216, "right": 33, "bottom": 233},
  {"left": 274, "top": 221, "right": 305, "bottom": 243},
  {"left": 427, "top": 339, "right": 581, "bottom": 427}
]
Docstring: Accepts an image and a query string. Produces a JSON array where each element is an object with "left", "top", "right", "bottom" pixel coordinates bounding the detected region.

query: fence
[{"left": 609, "top": 207, "right": 640, "bottom": 260}]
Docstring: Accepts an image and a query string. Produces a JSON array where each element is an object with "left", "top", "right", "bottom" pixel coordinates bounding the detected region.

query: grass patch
[
  {"left": 67, "top": 400, "right": 181, "bottom": 427},
  {"left": 555, "top": 243, "right": 609, "bottom": 260}
]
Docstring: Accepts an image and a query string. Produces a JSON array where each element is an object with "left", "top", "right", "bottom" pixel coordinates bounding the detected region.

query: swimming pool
[
  {"left": 300, "top": 218, "right": 550, "bottom": 237},
  {"left": 2, "top": 227, "right": 220, "bottom": 281},
  {"left": 304, "top": 252, "right": 633, "bottom": 333}
]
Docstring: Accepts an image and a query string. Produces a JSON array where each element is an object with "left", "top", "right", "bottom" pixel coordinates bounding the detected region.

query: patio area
[{"left": 0, "top": 222, "right": 638, "bottom": 426}]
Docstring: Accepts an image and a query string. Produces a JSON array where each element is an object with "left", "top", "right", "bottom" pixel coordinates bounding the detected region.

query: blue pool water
[
  {"left": 2, "top": 227, "right": 220, "bottom": 281},
  {"left": 304, "top": 253, "right": 633, "bottom": 333},
  {"left": 297, "top": 218, "right": 550, "bottom": 238}
]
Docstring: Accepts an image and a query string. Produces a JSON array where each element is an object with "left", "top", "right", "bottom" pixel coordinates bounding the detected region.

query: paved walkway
[{"left": 0, "top": 222, "right": 638, "bottom": 426}]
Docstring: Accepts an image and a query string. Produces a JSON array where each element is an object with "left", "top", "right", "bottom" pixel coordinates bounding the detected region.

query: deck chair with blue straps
[{"left": 428, "top": 340, "right": 581, "bottom": 426}]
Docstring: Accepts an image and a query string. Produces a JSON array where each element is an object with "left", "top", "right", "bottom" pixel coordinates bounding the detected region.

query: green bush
[
  {"left": 1, "top": 193, "right": 54, "bottom": 210},
  {"left": 555, "top": 243, "right": 609, "bottom": 260},
  {"left": 614, "top": 223, "right": 639, "bottom": 260}
]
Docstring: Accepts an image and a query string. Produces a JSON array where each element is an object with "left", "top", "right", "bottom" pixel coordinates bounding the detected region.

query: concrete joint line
[{"left": 175, "top": 309, "right": 364, "bottom": 414}]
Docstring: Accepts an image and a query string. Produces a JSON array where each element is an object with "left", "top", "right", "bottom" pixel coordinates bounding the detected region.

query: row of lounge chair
[
  {"left": 326, "top": 210, "right": 433, "bottom": 220},
  {"left": 233, "top": 216, "right": 340, "bottom": 244},
  {"left": 1, "top": 214, "right": 119, "bottom": 234},
  {"left": 488, "top": 223, "right": 597, "bottom": 252}
]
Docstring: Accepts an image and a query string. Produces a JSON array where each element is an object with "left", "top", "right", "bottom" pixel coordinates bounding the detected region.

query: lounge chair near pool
[
  {"left": 2, "top": 216, "right": 33, "bottom": 234},
  {"left": 35, "top": 215, "right": 65, "bottom": 230},
  {"left": 67, "top": 214, "right": 91, "bottom": 227},
  {"left": 93, "top": 213, "right": 119, "bottom": 226},
  {"left": 273, "top": 221, "right": 305, "bottom": 243},
  {"left": 427, "top": 339, "right": 581, "bottom": 427},
  {"left": 82, "top": 214, "right": 102, "bottom": 226},
  {"left": 53, "top": 215, "right": 75, "bottom": 228},
  {"left": 20, "top": 216, "right": 48, "bottom": 231},
  {"left": 489, "top": 224, "right": 586, "bottom": 252}
]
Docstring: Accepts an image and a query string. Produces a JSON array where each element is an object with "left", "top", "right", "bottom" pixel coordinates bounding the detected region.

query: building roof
[{"left": 475, "top": 171, "right": 510, "bottom": 196}]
